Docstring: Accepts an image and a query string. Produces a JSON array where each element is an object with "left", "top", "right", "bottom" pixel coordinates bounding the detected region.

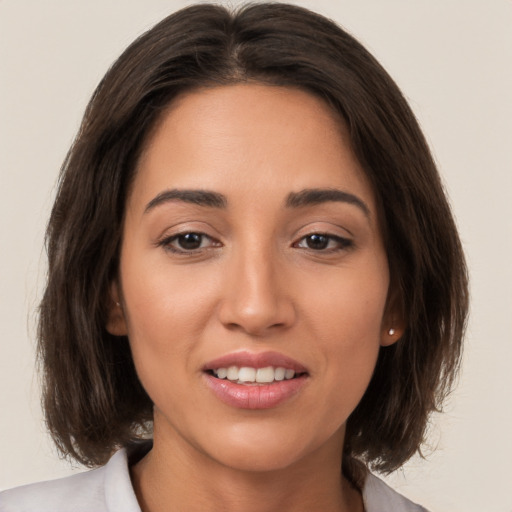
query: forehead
[{"left": 131, "top": 83, "right": 375, "bottom": 213}]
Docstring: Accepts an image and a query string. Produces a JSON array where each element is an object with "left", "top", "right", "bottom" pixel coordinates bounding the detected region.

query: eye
[
  {"left": 159, "top": 232, "right": 219, "bottom": 253},
  {"left": 295, "top": 233, "right": 352, "bottom": 251}
]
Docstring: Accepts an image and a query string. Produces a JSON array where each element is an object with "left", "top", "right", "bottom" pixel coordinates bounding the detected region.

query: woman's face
[{"left": 110, "top": 84, "right": 396, "bottom": 472}]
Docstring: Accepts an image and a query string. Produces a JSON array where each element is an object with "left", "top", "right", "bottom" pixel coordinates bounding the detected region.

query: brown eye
[
  {"left": 175, "top": 233, "right": 203, "bottom": 250},
  {"left": 159, "top": 232, "right": 220, "bottom": 254},
  {"left": 304, "top": 234, "right": 329, "bottom": 250},
  {"left": 295, "top": 233, "right": 353, "bottom": 251}
]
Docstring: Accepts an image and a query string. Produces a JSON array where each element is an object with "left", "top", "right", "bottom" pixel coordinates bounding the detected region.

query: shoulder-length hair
[{"left": 39, "top": 2, "right": 468, "bottom": 482}]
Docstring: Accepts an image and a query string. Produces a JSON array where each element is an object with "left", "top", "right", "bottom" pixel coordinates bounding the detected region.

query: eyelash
[
  {"left": 157, "top": 232, "right": 353, "bottom": 255},
  {"left": 157, "top": 232, "right": 220, "bottom": 255},
  {"left": 293, "top": 233, "right": 353, "bottom": 252}
]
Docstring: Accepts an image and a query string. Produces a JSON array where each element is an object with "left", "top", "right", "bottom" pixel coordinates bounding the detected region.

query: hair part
[{"left": 38, "top": 2, "right": 468, "bottom": 482}]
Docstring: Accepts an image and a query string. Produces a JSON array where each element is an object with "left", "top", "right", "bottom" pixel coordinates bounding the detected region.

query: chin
[
  {"left": 199, "top": 422, "right": 341, "bottom": 474},
  {"left": 212, "top": 444, "right": 305, "bottom": 473}
]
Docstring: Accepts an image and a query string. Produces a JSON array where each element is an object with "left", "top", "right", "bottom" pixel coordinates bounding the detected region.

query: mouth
[
  {"left": 206, "top": 365, "right": 305, "bottom": 385},
  {"left": 202, "top": 351, "right": 309, "bottom": 409}
]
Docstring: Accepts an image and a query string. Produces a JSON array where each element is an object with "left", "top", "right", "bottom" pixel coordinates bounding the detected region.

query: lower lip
[{"left": 204, "top": 373, "right": 307, "bottom": 410}]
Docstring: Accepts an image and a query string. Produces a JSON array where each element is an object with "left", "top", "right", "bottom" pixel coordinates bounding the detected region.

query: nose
[{"left": 217, "top": 246, "right": 296, "bottom": 336}]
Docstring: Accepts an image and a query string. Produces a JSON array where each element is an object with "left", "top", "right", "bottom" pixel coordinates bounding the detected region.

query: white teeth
[
  {"left": 212, "top": 366, "right": 298, "bottom": 383},
  {"left": 216, "top": 367, "right": 228, "bottom": 379},
  {"left": 256, "top": 367, "right": 274, "bottom": 383},
  {"left": 285, "top": 369, "right": 295, "bottom": 380},
  {"left": 226, "top": 366, "right": 238, "bottom": 380},
  {"left": 274, "top": 367, "right": 286, "bottom": 381},
  {"left": 238, "top": 367, "right": 256, "bottom": 382}
]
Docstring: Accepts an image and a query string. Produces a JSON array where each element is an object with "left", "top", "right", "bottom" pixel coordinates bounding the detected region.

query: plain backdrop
[{"left": 1, "top": 1, "right": 511, "bottom": 511}]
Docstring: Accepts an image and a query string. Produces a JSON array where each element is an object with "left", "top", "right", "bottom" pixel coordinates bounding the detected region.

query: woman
[{"left": 1, "top": 3, "right": 468, "bottom": 511}]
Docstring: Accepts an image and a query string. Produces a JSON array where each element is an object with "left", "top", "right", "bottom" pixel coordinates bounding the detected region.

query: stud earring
[
  {"left": 115, "top": 302, "right": 121, "bottom": 307},
  {"left": 388, "top": 328, "right": 395, "bottom": 336}
]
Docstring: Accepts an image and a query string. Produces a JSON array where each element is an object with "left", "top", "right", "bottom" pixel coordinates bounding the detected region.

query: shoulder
[
  {"left": 0, "top": 449, "right": 141, "bottom": 512},
  {"left": 363, "top": 473, "right": 430, "bottom": 512},
  {"left": 0, "top": 468, "right": 106, "bottom": 512}
]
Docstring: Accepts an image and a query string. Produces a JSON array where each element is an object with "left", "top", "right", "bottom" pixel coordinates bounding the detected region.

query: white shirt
[{"left": 0, "top": 449, "right": 428, "bottom": 511}]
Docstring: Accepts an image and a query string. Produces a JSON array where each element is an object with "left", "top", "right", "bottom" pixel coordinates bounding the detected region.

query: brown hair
[{"left": 38, "top": 2, "right": 468, "bottom": 481}]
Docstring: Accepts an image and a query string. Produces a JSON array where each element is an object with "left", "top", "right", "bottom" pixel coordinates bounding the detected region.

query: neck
[{"left": 131, "top": 422, "right": 364, "bottom": 512}]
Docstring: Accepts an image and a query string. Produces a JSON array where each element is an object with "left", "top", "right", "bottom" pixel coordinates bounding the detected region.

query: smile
[
  {"left": 203, "top": 351, "right": 309, "bottom": 409},
  {"left": 211, "top": 366, "right": 298, "bottom": 384}
]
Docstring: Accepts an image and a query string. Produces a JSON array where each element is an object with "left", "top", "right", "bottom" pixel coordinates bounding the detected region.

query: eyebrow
[
  {"left": 144, "top": 189, "right": 227, "bottom": 213},
  {"left": 286, "top": 188, "right": 370, "bottom": 217},
  {"left": 144, "top": 187, "right": 370, "bottom": 217}
]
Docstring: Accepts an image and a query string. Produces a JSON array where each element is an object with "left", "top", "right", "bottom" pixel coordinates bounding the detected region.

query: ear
[
  {"left": 106, "top": 281, "right": 128, "bottom": 336},
  {"left": 380, "top": 285, "right": 406, "bottom": 347}
]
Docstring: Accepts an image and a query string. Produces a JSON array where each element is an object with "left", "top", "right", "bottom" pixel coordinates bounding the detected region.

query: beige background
[{"left": 1, "top": 1, "right": 511, "bottom": 510}]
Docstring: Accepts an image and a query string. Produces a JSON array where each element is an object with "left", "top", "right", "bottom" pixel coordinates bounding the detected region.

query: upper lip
[{"left": 203, "top": 350, "right": 308, "bottom": 373}]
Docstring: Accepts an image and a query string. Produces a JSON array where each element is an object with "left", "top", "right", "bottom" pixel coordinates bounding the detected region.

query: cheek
[
  {"left": 119, "top": 247, "right": 228, "bottom": 403},
  {"left": 121, "top": 248, "right": 218, "bottom": 333},
  {"left": 303, "top": 257, "right": 389, "bottom": 344},
  {"left": 301, "top": 258, "right": 388, "bottom": 413}
]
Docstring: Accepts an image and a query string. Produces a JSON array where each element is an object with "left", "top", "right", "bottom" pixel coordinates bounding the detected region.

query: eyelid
[
  {"left": 293, "top": 232, "right": 354, "bottom": 251},
  {"left": 291, "top": 219, "right": 355, "bottom": 246},
  {"left": 157, "top": 230, "right": 222, "bottom": 255}
]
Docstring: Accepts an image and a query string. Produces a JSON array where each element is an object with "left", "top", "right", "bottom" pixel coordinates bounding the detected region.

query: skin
[{"left": 107, "top": 84, "right": 401, "bottom": 512}]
